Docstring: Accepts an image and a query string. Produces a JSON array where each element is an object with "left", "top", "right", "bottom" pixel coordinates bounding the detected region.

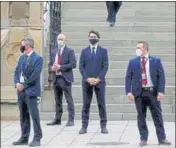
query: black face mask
[{"left": 20, "top": 46, "right": 25, "bottom": 53}]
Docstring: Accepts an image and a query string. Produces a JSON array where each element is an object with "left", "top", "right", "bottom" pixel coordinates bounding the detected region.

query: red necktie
[
  {"left": 141, "top": 57, "right": 148, "bottom": 85},
  {"left": 58, "top": 48, "right": 61, "bottom": 64}
]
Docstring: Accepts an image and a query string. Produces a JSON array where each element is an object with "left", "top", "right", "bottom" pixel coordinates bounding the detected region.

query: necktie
[
  {"left": 57, "top": 48, "right": 62, "bottom": 74},
  {"left": 24, "top": 55, "right": 29, "bottom": 68},
  {"left": 141, "top": 56, "right": 148, "bottom": 86},
  {"left": 90, "top": 47, "right": 96, "bottom": 77},
  {"left": 22, "top": 55, "right": 29, "bottom": 76},
  {"left": 92, "top": 47, "right": 96, "bottom": 58},
  {"left": 58, "top": 48, "right": 62, "bottom": 64}
]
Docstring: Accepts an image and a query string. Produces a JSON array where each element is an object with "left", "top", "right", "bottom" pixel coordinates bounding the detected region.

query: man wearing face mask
[
  {"left": 79, "top": 30, "right": 109, "bottom": 134},
  {"left": 13, "top": 37, "right": 43, "bottom": 147},
  {"left": 125, "top": 41, "right": 171, "bottom": 147},
  {"left": 47, "top": 33, "right": 76, "bottom": 127}
]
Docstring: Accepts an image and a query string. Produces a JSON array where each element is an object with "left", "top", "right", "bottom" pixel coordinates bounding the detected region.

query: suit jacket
[
  {"left": 14, "top": 51, "right": 43, "bottom": 97},
  {"left": 125, "top": 56, "right": 165, "bottom": 97},
  {"left": 48, "top": 45, "right": 76, "bottom": 84},
  {"left": 79, "top": 45, "right": 109, "bottom": 82}
]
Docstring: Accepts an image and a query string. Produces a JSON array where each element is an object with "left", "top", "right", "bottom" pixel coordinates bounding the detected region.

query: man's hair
[
  {"left": 137, "top": 41, "right": 149, "bottom": 50},
  {"left": 88, "top": 30, "right": 100, "bottom": 39},
  {"left": 21, "top": 37, "right": 34, "bottom": 48}
]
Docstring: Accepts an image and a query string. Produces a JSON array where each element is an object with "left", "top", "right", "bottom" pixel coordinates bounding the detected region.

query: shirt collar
[
  {"left": 58, "top": 45, "right": 65, "bottom": 51},
  {"left": 141, "top": 54, "right": 149, "bottom": 59},
  {"left": 90, "top": 44, "right": 98, "bottom": 50},
  {"left": 26, "top": 50, "right": 34, "bottom": 57}
]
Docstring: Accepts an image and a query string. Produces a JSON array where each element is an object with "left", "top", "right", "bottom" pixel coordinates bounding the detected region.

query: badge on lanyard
[
  {"left": 142, "top": 73, "right": 147, "bottom": 79},
  {"left": 20, "top": 73, "right": 25, "bottom": 83}
]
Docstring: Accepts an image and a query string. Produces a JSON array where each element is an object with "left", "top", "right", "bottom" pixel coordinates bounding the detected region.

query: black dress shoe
[
  {"left": 66, "top": 121, "right": 74, "bottom": 126},
  {"left": 139, "top": 140, "right": 147, "bottom": 147},
  {"left": 46, "top": 120, "right": 61, "bottom": 126},
  {"left": 159, "top": 139, "right": 171, "bottom": 145},
  {"left": 29, "top": 140, "right": 41, "bottom": 147},
  {"left": 109, "top": 22, "right": 115, "bottom": 27},
  {"left": 12, "top": 138, "right": 28, "bottom": 145},
  {"left": 79, "top": 128, "right": 87, "bottom": 134},
  {"left": 101, "top": 127, "right": 109, "bottom": 134}
]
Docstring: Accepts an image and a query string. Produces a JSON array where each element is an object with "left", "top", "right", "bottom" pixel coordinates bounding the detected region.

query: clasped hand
[
  {"left": 51, "top": 63, "right": 61, "bottom": 72},
  {"left": 87, "top": 78, "right": 101, "bottom": 85},
  {"left": 16, "top": 83, "right": 24, "bottom": 92}
]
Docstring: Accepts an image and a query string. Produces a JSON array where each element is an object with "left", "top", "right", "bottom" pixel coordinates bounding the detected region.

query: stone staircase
[{"left": 41, "top": 2, "right": 175, "bottom": 121}]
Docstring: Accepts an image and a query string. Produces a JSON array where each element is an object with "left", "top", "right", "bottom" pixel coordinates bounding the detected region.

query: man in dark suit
[
  {"left": 106, "top": 1, "right": 122, "bottom": 27},
  {"left": 13, "top": 37, "right": 43, "bottom": 147},
  {"left": 47, "top": 33, "right": 76, "bottom": 126},
  {"left": 79, "top": 30, "right": 109, "bottom": 134},
  {"left": 125, "top": 41, "right": 171, "bottom": 147}
]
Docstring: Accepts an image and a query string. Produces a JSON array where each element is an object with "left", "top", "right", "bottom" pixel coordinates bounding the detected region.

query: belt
[
  {"left": 142, "top": 87, "right": 154, "bottom": 92},
  {"left": 56, "top": 75, "right": 63, "bottom": 78}
]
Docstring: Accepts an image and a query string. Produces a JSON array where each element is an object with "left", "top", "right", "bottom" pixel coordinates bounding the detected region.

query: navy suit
[
  {"left": 125, "top": 56, "right": 166, "bottom": 141},
  {"left": 14, "top": 51, "right": 43, "bottom": 141},
  {"left": 79, "top": 45, "right": 109, "bottom": 129},
  {"left": 48, "top": 45, "right": 76, "bottom": 122}
]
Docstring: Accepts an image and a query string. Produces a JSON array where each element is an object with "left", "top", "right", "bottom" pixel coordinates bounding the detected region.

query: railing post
[{"left": 46, "top": 1, "right": 62, "bottom": 90}]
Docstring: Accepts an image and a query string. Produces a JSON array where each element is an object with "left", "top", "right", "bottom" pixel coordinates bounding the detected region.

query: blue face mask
[
  {"left": 89, "top": 38, "right": 98, "bottom": 45},
  {"left": 57, "top": 40, "right": 65, "bottom": 47}
]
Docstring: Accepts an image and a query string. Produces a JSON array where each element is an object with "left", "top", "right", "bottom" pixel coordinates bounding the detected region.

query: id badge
[
  {"left": 142, "top": 73, "right": 146, "bottom": 79},
  {"left": 20, "top": 73, "right": 24, "bottom": 83}
]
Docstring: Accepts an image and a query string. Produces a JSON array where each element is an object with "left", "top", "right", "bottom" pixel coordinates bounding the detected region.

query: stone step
[
  {"left": 42, "top": 90, "right": 174, "bottom": 105},
  {"left": 44, "top": 47, "right": 175, "bottom": 55},
  {"left": 43, "top": 58, "right": 175, "bottom": 69},
  {"left": 40, "top": 112, "right": 175, "bottom": 122},
  {"left": 43, "top": 53, "right": 175, "bottom": 63},
  {"left": 43, "top": 65, "right": 175, "bottom": 79},
  {"left": 62, "top": 16, "right": 175, "bottom": 23},
  {"left": 62, "top": 21, "right": 175, "bottom": 27},
  {"left": 62, "top": 2, "right": 175, "bottom": 9},
  {"left": 60, "top": 32, "right": 175, "bottom": 41},
  {"left": 43, "top": 77, "right": 175, "bottom": 86},
  {"left": 65, "top": 40, "right": 175, "bottom": 48},
  {"left": 41, "top": 103, "right": 174, "bottom": 113},
  {"left": 1, "top": 104, "right": 174, "bottom": 121},
  {"left": 62, "top": 25, "right": 175, "bottom": 33},
  {"left": 42, "top": 86, "right": 175, "bottom": 97},
  {"left": 62, "top": 9, "right": 175, "bottom": 17}
]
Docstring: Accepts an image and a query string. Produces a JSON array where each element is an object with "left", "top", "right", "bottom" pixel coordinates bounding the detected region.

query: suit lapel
[
  {"left": 96, "top": 45, "right": 100, "bottom": 58},
  {"left": 25, "top": 52, "right": 35, "bottom": 71},
  {"left": 61, "top": 46, "right": 66, "bottom": 57},
  {"left": 136, "top": 56, "right": 141, "bottom": 74},
  {"left": 149, "top": 55, "right": 153, "bottom": 74},
  {"left": 88, "top": 46, "right": 92, "bottom": 58}
]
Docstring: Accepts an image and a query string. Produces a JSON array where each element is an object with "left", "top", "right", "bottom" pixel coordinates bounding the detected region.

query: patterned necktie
[
  {"left": 141, "top": 56, "right": 148, "bottom": 86},
  {"left": 58, "top": 48, "right": 61, "bottom": 64}
]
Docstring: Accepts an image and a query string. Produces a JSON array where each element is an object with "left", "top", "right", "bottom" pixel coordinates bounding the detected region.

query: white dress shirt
[
  {"left": 141, "top": 54, "right": 154, "bottom": 87},
  {"left": 54, "top": 45, "right": 65, "bottom": 75},
  {"left": 20, "top": 50, "right": 34, "bottom": 83},
  {"left": 90, "top": 45, "right": 98, "bottom": 54}
]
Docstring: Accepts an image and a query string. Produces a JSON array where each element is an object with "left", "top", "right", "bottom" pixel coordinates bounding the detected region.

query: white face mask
[
  {"left": 57, "top": 40, "right": 65, "bottom": 47},
  {"left": 136, "top": 49, "right": 142, "bottom": 57}
]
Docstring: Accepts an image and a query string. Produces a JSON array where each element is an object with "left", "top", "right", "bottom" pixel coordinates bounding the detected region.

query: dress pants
[
  {"left": 81, "top": 81, "right": 107, "bottom": 129},
  {"left": 134, "top": 89, "right": 166, "bottom": 141},
  {"left": 18, "top": 93, "right": 42, "bottom": 141},
  {"left": 106, "top": 1, "right": 121, "bottom": 24},
  {"left": 53, "top": 76, "right": 75, "bottom": 121}
]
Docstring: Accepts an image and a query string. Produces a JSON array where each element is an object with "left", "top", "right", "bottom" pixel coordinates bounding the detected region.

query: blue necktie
[
  {"left": 92, "top": 47, "right": 96, "bottom": 60},
  {"left": 22, "top": 55, "right": 29, "bottom": 74}
]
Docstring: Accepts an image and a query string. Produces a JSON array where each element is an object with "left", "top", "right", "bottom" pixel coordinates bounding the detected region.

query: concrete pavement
[{"left": 1, "top": 120, "right": 175, "bottom": 148}]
